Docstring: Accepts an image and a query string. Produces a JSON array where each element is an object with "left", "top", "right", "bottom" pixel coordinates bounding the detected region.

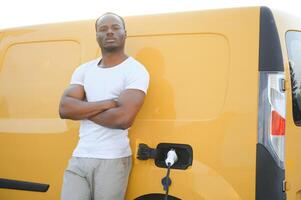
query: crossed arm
[{"left": 59, "top": 84, "right": 145, "bottom": 129}]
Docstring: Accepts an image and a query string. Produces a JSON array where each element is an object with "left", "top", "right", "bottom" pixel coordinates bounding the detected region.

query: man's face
[{"left": 96, "top": 14, "right": 126, "bottom": 52}]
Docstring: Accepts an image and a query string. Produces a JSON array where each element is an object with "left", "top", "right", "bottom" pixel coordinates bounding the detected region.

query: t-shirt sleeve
[
  {"left": 125, "top": 65, "right": 150, "bottom": 94},
  {"left": 70, "top": 65, "right": 86, "bottom": 86}
]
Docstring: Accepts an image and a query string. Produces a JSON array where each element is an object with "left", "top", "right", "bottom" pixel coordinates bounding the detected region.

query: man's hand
[
  {"left": 59, "top": 84, "right": 117, "bottom": 120},
  {"left": 89, "top": 89, "right": 145, "bottom": 129}
]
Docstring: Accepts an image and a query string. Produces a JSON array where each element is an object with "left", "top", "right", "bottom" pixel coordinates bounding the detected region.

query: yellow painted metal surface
[
  {"left": 0, "top": 21, "right": 99, "bottom": 200},
  {"left": 125, "top": 8, "right": 260, "bottom": 199},
  {"left": 0, "top": 6, "right": 299, "bottom": 200}
]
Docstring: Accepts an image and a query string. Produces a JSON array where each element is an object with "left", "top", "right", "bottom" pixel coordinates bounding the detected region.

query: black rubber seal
[
  {"left": 259, "top": 6, "right": 284, "bottom": 71},
  {"left": 0, "top": 178, "right": 49, "bottom": 192}
]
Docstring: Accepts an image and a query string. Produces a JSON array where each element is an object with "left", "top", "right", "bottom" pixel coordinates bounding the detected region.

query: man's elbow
[
  {"left": 59, "top": 107, "right": 67, "bottom": 119},
  {"left": 117, "top": 117, "right": 134, "bottom": 130},
  {"left": 59, "top": 104, "right": 70, "bottom": 119},
  {"left": 119, "top": 123, "right": 132, "bottom": 130}
]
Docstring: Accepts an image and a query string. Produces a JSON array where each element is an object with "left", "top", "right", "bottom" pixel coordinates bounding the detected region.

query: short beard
[{"left": 101, "top": 44, "right": 124, "bottom": 54}]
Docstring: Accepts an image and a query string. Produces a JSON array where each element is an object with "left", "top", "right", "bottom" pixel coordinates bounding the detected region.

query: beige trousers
[{"left": 61, "top": 156, "right": 132, "bottom": 200}]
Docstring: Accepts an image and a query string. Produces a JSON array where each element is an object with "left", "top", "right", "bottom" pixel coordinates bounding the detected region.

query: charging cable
[{"left": 162, "top": 149, "right": 178, "bottom": 200}]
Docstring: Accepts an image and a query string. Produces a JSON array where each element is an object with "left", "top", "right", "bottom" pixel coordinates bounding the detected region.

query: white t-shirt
[{"left": 70, "top": 56, "right": 149, "bottom": 159}]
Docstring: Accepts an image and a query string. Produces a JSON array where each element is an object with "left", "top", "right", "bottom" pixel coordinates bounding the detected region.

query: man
[{"left": 59, "top": 12, "right": 149, "bottom": 200}]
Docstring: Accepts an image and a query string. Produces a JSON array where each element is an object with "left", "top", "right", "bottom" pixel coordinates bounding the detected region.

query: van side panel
[
  {"left": 0, "top": 22, "right": 98, "bottom": 199},
  {"left": 125, "top": 8, "right": 260, "bottom": 199},
  {"left": 0, "top": 32, "right": 4, "bottom": 43},
  {"left": 0, "top": 8, "right": 264, "bottom": 199}
]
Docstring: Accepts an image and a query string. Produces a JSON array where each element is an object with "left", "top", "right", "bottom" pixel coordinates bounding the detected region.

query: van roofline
[{"left": 1, "top": 6, "right": 264, "bottom": 32}]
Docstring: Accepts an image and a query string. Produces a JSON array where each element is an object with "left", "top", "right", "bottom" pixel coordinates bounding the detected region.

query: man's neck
[{"left": 100, "top": 51, "right": 128, "bottom": 68}]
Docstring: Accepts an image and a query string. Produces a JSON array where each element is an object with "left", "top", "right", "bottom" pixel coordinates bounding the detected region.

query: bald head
[{"left": 95, "top": 12, "right": 125, "bottom": 30}]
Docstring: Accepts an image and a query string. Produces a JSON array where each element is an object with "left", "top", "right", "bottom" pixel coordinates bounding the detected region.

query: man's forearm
[
  {"left": 88, "top": 89, "right": 145, "bottom": 130},
  {"left": 89, "top": 107, "right": 131, "bottom": 130},
  {"left": 59, "top": 97, "right": 116, "bottom": 120}
]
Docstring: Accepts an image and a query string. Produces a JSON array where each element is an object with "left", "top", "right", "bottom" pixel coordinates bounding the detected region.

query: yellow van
[{"left": 0, "top": 6, "right": 301, "bottom": 200}]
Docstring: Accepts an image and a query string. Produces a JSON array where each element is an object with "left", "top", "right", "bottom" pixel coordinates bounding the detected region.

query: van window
[{"left": 286, "top": 31, "right": 301, "bottom": 126}]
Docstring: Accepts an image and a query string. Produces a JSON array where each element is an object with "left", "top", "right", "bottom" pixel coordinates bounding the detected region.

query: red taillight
[
  {"left": 258, "top": 73, "right": 286, "bottom": 165},
  {"left": 271, "top": 111, "right": 286, "bottom": 136}
]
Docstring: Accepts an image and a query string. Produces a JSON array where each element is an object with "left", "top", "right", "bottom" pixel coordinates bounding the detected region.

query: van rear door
[{"left": 285, "top": 30, "right": 301, "bottom": 199}]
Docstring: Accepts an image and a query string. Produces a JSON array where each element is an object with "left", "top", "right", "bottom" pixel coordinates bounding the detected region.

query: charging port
[{"left": 137, "top": 143, "right": 193, "bottom": 170}]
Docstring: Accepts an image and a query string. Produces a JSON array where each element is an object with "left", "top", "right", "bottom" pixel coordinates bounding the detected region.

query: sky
[{"left": 1, "top": 0, "right": 301, "bottom": 30}]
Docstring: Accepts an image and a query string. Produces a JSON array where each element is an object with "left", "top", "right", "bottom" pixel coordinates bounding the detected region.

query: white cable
[{"left": 165, "top": 149, "right": 178, "bottom": 167}]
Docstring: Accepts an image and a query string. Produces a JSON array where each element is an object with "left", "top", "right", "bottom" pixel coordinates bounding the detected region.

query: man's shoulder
[
  {"left": 126, "top": 57, "right": 148, "bottom": 72},
  {"left": 127, "top": 56, "right": 144, "bottom": 67}
]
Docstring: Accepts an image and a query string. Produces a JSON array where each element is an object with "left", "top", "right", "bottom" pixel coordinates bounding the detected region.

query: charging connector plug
[{"left": 165, "top": 149, "right": 178, "bottom": 167}]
